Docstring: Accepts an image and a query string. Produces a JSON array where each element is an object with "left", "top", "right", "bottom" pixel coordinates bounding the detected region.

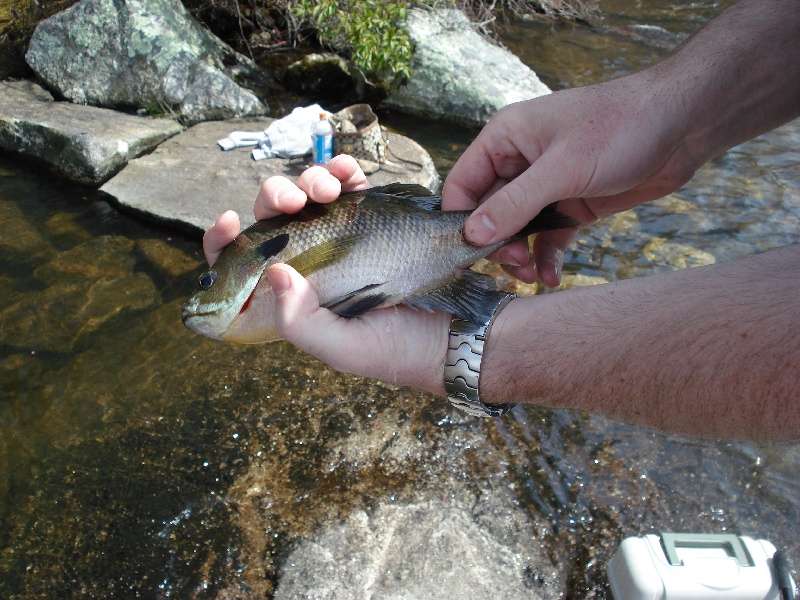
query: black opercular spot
[
  {"left": 198, "top": 271, "right": 217, "bottom": 289},
  {"left": 258, "top": 233, "right": 290, "bottom": 260}
]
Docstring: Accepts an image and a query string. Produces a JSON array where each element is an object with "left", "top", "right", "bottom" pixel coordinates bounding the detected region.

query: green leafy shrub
[{"left": 291, "top": 0, "right": 413, "bottom": 86}]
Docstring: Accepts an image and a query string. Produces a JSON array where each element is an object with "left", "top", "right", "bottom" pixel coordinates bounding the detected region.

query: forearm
[
  {"left": 479, "top": 245, "right": 800, "bottom": 439},
  {"left": 650, "top": 0, "right": 800, "bottom": 165}
]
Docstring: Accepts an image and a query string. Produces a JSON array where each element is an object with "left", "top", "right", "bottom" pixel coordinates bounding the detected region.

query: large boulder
[
  {"left": 383, "top": 8, "right": 551, "bottom": 126},
  {"left": 0, "top": 80, "right": 182, "bottom": 184},
  {"left": 25, "top": 0, "right": 269, "bottom": 123}
]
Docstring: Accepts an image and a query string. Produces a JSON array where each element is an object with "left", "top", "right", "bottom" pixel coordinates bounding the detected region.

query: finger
[
  {"left": 485, "top": 239, "right": 531, "bottom": 268},
  {"left": 203, "top": 210, "right": 240, "bottom": 266},
  {"left": 255, "top": 176, "right": 308, "bottom": 220},
  {"left": 442, "top": 108, "right": 535, "bottom": 212},
  {"left": 533, "top": 227, "right": 579, "bottom": 287},
  {"left": 327, "top": 154, "right": 370, "bottom": 192},
  {"left": 266, "top": 263, "right": 345, "bottom": 364},
  {"left": 297, "top": 166, "right": 342, "bottom": 203},
  {"left": 503, "top": 262, "right": 538, "bottom": 284}
]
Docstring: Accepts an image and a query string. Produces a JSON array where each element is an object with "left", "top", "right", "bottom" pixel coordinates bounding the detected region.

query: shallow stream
[{"left": 1, "top": 0, "right": 798, "bottom": 597}]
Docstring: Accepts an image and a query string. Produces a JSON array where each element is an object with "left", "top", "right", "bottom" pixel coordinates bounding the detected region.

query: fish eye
[{"left": 198, "top": 271, "right": 217, "bottom": 289}]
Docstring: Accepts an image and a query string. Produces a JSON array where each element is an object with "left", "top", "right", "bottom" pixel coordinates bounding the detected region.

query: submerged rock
[
  {"left": 641, "top": 237, "right": 717, "bottom": 270},
  {"left": 25, "top": 0, "right": 269, "bottom": 123},
  {"left": 0, "top": 80, "right": 181, "bottom": 184},
  {"left": 275, "top": 499, "right": 560, "bottom": 599},
  {"left": 383, "top": 8, "right": 551, "bottom": 126},
  {"left": 2, "top": 236, "right": 158, "bottom": 352}
]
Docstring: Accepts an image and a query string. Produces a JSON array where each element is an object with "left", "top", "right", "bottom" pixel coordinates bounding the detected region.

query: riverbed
[{"left": 1, "top": 0, "right": 798, "bottom": 597}]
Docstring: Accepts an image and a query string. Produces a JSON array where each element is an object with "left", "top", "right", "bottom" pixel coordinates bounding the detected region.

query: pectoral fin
[
  {"left": 404, "top": 270, "right": 504, "bottom": 323},
  {"left": 286, "top": 233, "right": 362, "bottom": 277}
]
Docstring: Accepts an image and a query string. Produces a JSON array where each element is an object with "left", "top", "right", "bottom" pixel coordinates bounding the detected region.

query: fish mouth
[{"left": 180, "top": 299, "right": 199, "bottom": 323}]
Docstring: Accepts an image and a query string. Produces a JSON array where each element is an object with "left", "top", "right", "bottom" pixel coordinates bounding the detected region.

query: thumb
[
  {"left": 266, "top": 264, "right": 341, "bottom": 355},
  {"left": 463, "top": 153, "right": 577, "bottom": 246}
]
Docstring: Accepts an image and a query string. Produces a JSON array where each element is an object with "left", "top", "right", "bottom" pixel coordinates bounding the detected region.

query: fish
[{"left": 181, "top": 183, "right": 579, "bottom": 344}]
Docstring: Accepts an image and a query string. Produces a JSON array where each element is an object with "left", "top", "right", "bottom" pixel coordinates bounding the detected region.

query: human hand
[
  {"left": 201, "top": 155, "right": 450, "bottom": 395},
  {"left": 443, "top": 73, "right": 701, "bottom": 286}
]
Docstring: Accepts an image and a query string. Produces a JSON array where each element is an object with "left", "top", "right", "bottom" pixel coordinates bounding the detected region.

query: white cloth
[{"left": 217, "top": 104, "right": 330, "bottom": 161}]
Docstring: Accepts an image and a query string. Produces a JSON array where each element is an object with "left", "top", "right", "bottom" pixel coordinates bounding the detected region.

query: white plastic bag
[{"left": 217, "top": 104, "right": 330, "bottom": 161}]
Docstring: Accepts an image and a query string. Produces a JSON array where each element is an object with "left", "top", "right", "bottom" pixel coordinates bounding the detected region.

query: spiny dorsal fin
[
  {"left": 403, "top": 270, "right": 503, "bottom": 323},
  {"left": 286, "top": 233, "right": 362, "bottom": 277},
  {"left": 367, "top": 183, "right": 441, "bottom": 211}
]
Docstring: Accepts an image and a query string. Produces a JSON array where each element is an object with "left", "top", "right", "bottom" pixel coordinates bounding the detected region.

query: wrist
[{"left": 405, "top": 309, "right": 450, "bottom": 397}]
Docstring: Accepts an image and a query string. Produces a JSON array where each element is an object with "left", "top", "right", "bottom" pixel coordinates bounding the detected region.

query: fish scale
[{"left": 181, "top": 184, "right": 579, "bottom": 344}]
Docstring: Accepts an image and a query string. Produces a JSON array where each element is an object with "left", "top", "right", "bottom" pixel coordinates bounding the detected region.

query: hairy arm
[
  {"left": 663, "top": 0, "right": 800, "bottom": 164},
  {"left": 480, "top": 246, "right": 800, "bottom": 439},
  {"left": 443, "top": 0, "right": 800, "bottom": 284}
]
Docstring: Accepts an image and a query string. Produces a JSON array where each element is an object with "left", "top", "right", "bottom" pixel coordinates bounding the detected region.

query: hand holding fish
[
  {"left": 189, "top": 0, "right": 800, "bottom": 438},
  {"left": 196, "top": 156, "right": 451, "bottom": 394},
  {"left": 202, "top": 157, "right": 370, "bottom": 266},
  {"left": 443, "top": 0, "right": 800, "bottom": 289},
  {"left": 442, "top": 78, "right": 701, "bottom": 286}
]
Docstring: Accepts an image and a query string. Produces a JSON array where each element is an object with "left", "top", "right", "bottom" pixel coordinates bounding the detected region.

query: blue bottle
[{"left": 312, "top": 113, "right": 334, "bottom": 165}]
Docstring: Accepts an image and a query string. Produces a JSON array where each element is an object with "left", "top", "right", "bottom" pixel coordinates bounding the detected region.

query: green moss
[{"left": 291, "top": 0, "right": 414, "bottom": 88}]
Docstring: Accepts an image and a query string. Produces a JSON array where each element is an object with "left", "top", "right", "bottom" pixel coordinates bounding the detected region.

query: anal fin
[{"left": 403, "top": 270, "right": 504, "bottom": 323}]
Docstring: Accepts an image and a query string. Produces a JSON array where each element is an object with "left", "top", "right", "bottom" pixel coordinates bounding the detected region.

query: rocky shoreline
[
  {"left": 0, "top": 6, "right": 558, "bottom": 594},
  {"left": 1, "top": 0, "right": 551, "bottom": 234}
]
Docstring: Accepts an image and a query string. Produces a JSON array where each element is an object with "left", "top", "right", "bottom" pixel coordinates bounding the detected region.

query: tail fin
[{"left": 516, "top": 204, "right": 579, "bottom": 239}]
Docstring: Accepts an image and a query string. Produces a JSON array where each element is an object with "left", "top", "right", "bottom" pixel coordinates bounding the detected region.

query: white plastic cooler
[{"left": 607, "top": 533, "right": 797, "bottom": 599}]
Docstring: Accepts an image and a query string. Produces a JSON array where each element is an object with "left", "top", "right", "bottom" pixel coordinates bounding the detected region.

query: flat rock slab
[
  {"left": 101, "top": 117, "right": 440, "bottom": 234},
  {"left": 0, "top": 80, "right": 182, "bottom": 185}
]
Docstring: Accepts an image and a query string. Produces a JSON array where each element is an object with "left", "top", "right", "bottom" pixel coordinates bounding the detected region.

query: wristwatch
[{"left": 444, "top": 292, "right": 519, "bottom": 417}]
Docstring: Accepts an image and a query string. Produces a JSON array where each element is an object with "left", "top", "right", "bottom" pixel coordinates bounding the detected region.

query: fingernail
[{"left": 467, "top": 214, "right": 497, "bottom": 245}]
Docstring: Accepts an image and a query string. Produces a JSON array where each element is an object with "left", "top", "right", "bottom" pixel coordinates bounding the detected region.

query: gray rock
[
  {"left": 274, "top": 499, "right": 560, "bottom": 599},
  {"left": 25, "top": 0, "right": 268, "bottom": 123},
  {"left": 0, "top": 80, "right": 182, "bottom": 184},
  {"left": 383, "top": 8, "right": 551, "bottom": 126},
  {"left": 100, "top": 117, "right": 440, "bottom": 233}
]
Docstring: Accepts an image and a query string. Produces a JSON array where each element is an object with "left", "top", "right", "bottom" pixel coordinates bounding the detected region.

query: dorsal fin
[{"left": 367, "top": 183, "right": 441, "bottom": 211}]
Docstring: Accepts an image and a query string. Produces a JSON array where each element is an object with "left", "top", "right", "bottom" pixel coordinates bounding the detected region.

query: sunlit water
[{"left": 1, "top": 0, "right": 799, "bottom": 597}]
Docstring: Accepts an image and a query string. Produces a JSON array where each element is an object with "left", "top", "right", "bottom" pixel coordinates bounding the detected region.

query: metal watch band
[{"left": 444, "top": 292, "right": 519, "bottom": 417}]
